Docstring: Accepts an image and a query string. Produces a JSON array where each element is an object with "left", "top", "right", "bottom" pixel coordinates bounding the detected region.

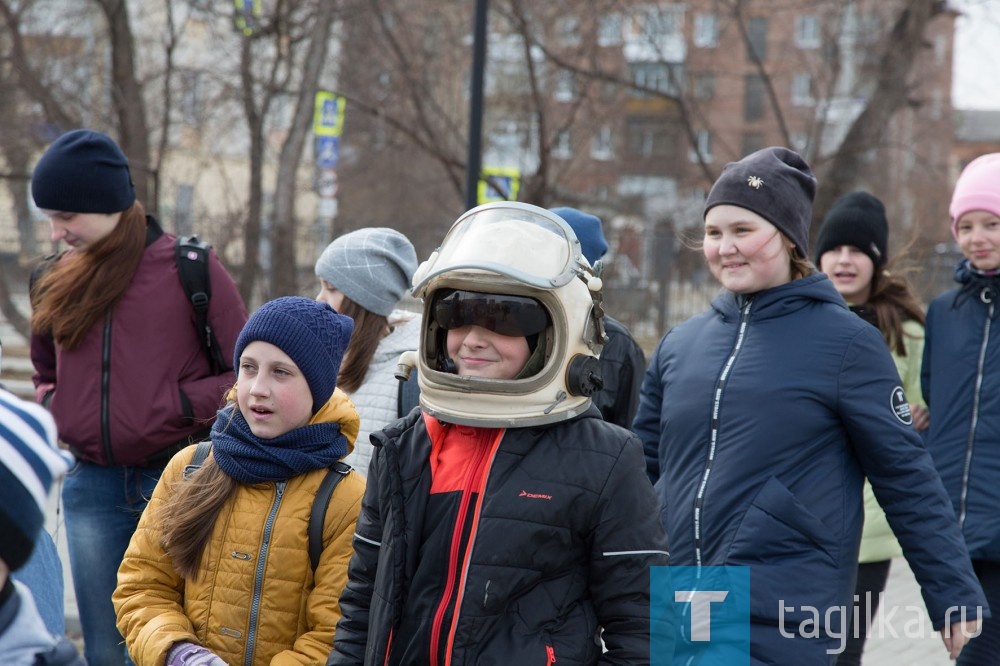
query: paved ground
[{"left": 863, "top": 559, "right": 962, "bottom": 665}]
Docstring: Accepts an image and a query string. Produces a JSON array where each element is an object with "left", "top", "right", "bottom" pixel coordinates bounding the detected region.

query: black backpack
[
  {"left": 174, "top": 235, "right": 229, "bottom": 374},
  {"left": 183, "top": 440, "right": 352, "bottom": 573}
]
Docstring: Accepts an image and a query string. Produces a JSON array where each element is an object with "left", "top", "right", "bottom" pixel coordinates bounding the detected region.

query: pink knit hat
[{"left": 950, "top": 153, "right": 1000, "bottom": 239}]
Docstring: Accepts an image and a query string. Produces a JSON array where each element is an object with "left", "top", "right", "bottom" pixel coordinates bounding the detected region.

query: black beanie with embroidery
[{"left": 704, "top": 146, "right": 817, "bottom": 259}]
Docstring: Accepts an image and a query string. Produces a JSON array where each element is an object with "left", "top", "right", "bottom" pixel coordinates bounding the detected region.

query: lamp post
[{"left": 464, "top": 0, "right": 488, "bottom": 210}]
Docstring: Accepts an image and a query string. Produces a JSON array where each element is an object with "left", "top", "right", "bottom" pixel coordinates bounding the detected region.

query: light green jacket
[{"left": 859, "top": 319, "right": 925, "bottom": 563}]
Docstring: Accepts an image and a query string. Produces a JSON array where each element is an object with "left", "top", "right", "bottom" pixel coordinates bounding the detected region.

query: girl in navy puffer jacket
[{"left": 635, "top": 147, "right": 986, "bottom": 664}]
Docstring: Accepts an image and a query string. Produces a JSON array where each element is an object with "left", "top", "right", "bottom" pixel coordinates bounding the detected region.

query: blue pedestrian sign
[{"left": 315, "top": 136, "right": 340, "bottom": 169}]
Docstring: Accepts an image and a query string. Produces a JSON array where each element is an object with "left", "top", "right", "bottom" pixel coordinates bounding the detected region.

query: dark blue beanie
[
  {"left": 704, "top": 147, "right": 816, "bottom": 259},
  {"left": 31, "top": 129, "right": 136, "bottom": 214},
  {"left": 234, "top": 297, "right": 355, "bottom": 413},
  {"left": 550, "top": 207, "right": 608, "bottom": 265}
]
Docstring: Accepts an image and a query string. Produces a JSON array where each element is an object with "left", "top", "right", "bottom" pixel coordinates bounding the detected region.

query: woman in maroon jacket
[{"left": 28, "top": 129, "right": 247, "bottom": 665}]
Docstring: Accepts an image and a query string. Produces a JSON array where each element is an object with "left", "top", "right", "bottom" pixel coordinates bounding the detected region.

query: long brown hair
[
  {"left": 30, "top": 201, "right": 147, "bottom": 348},
  {"left": 865, "top": 264, "right": 926, "bottom": 356},
  {"left": 335, "top": 294, "right": 390, "bottom": 393},
  {"left": 159, "top": 450, "right": 238, "bottom": 579}
]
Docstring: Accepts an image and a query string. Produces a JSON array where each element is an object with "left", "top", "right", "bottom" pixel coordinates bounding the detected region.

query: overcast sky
[{"left": 952, "top": 0, "right": 1000, "bottom": 110}]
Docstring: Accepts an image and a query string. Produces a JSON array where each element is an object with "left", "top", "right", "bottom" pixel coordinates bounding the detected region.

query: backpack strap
[
  {"left": 180, "top": 440, "right": 349, "bottom": 574},
  {"left": 183, "top": 440, "right": 213, "bottom": 479},
  {"left": 175, "top": 235, "right": 229, "bottom": 375},
  {"left": 308, "top": 461, "right": 353, "bottom": 573},
  {"left": 396, "top": 367, "right": 421, "bottom": 419}
]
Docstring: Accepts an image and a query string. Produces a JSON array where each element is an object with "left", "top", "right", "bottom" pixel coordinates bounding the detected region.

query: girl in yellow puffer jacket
[{"left": 114, "top": 297, "right": 365, "bottom": 666}]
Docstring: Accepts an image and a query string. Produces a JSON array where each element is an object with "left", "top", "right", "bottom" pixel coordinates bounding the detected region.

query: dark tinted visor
[{"left": 433, "top": 289, "right": 549, "bottom": 337}]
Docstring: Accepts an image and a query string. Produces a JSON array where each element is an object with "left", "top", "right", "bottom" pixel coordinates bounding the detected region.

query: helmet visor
[
  {"left": 432, "top": 289, "right": 549, "bottom": 337},
  {"left": 412, "top": 203, "right": 581, "bottom": 292}
]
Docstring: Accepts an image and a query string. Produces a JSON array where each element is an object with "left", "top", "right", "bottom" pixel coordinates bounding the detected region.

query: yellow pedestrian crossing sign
[
  {"left": 314, "top": 91, "right": 345, "bottom": 137},
  {"left": 478, "top": 167, "right": 521, "bottom": 204},
  {"left": 234, "top": 0, "right": 261, "bottom": 36}
]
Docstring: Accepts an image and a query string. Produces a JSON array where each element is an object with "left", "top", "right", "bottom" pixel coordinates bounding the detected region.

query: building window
[
  {"left": 591, "top": 125, "right": 614, "bottom": 161},
  {"left": 598, "top": 13, "right": 622, "bottom": 46},
  {"left": 693, "top": 14, "right": 718, "bottom": 48},
  {"left": 180, "top": 69, "right": 203, "bottom": 126},
  {"left": 742, "top": 132, "right": 765, "bottom": 157},
  {"left": 746, "top": 17, "right": 768, "bottom": 61},
  {"left": 689, "top": 130, "right": 712, "bottom": 163},
  {"left": 931, "top": 88, "right": 944, "bottom": 120},
  {"left": 794, "top": 15, "right": 821, "bottom": 49},
  {"left": 744, "top": 75, "right": 765, "bottom": 121},
  {"left": 693, "top": 73, "right": 715, "bottom": 101},
  {"left": 554, "top": 70, "right": 575, "bottom": 102},
  {"left": 791, "top": 72, "right": 814, "bottom": 106},
  {"left": 627, "top": 121, "right": 654, "bottom": 158},
  {"left": 174, "top": 184, "right": 194, "bottom": 237},
  {"left": 630, "top": 62, "right": 682, "bottom": 97},
  {"left": 553, "top": 130, "right": 572, "bottom": 159},
  {"left": 625, "top": 4, "right": 683, "bottom": 42},
  {"left": 934, "top": 33, "right": 947, "bottom": 65},
  {"left": 556, "top": 16, "right": 580, "bottom": 46},
  {"left": 790, "top": 132, "right": 810, "bottom": 154}
]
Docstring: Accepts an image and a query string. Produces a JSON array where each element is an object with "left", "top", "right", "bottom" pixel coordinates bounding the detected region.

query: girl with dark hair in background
[
  {"left": 315, "top": 227, "right": 420, "bottom": 476},
  {"left": 815, "top": 190, "right": 928, "bottom": 664}
]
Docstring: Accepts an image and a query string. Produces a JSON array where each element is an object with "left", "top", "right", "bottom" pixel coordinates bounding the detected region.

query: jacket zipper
[
  {"left": 429, "top": 431, "right": 502, "bottom": 666},
  {"left": 546, "top": 645, "right": 557, "bottom": 665},
  {"left": 694, "top": 298, "right": 752, "bottom": 567},
  {"left": 101, "top": 310, "right": 114, "bottom": 465},
  {"left": 245, "top": 481, "right": 285, "bottom": 666},
  {"left": 960, "top": 288, "right": 994, "bottom": 527}
]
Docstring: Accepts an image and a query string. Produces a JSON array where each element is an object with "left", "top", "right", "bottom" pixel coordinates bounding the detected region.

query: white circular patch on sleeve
[{"left": 890, "top": 386, "right": 912, "bottom": 425}]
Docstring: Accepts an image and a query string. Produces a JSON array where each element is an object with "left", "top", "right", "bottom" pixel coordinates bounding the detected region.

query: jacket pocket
[{"left": 726, "top": 476, "right": 841, "bottom": 626}]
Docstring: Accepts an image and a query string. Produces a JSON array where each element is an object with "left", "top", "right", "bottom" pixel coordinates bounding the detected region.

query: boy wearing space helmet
[{"left": 327, "top": 203, "right": 670, "bottom": 665}]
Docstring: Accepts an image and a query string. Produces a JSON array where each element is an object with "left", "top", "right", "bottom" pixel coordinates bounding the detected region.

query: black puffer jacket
[
  {"left": 328, "top": 406, "right": 669, "bottom": 666},
  {"left": 593, "top": 315, "right": 646, "bottom": 429}
]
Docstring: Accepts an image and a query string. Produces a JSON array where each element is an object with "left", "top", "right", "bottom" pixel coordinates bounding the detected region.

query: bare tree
[
  {"left": 93, "top": 0, "right": 154, "bottom": 206},
  {"left": 270, "top": 0, "right": 339, "bottom": 296}
]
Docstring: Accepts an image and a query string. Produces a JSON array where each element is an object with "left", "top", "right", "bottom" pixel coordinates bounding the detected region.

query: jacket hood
[
  {"left": 711, "top": 273, "right": 846, "bottom": 322},
  {"left": 310, "top": 387, "right": 360, "bottom": 456},
  {"left": 375, "top": 313, "right": 421, "bottom": 364}
]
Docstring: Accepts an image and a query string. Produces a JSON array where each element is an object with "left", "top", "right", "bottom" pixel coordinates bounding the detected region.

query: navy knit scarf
[{"left": 210, "top": 406, "right": 349, "bottom": 484}]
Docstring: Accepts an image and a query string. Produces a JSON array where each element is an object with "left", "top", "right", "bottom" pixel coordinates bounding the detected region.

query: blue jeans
[{"left": 62, "top": 461, "right": 163, "bottom": 666}]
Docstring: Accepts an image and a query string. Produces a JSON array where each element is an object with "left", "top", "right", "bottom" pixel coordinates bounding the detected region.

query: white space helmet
[{"left": 403, "top": 202, "right": 607, "bottom": 427}]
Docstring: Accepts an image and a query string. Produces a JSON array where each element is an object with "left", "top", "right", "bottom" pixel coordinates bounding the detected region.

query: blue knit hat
[
  {"left": 314, "top": 228, "right": 418, "bottom": 317},
  {"left": 31, "top": 129, "right": 136, "bottom": 214},
  {"left": 0, "top": 388, "right": 73, "bottom": 572},
  {"left": 234, "top": 297, "right": 354, "bottom": 413},
  {"left": 550, "top": 207, "right": 609, "bottom": 265}
]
